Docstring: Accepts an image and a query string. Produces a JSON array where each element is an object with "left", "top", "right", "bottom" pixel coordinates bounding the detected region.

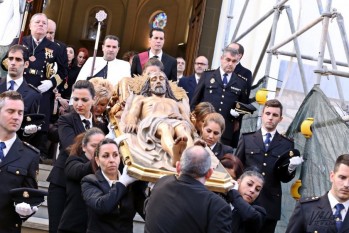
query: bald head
[
  {"left": 46, "top": 19, "right": 57, "bottom": 42},
  {"left": 194, "top": 56, "right": 208, "bottom": 76},
  {"left": 179, "top": 145, "right": 211, "bottom": 178}
]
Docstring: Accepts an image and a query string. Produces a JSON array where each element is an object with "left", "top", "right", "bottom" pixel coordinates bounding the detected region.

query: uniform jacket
[
  {"left": 191, "top": 69, "right": 249, "bottom": 147},
  {"left": 0, "top": 77, "right": 41, "bottom": 115},
  {"left": 227, "top": 189, "right": 266, "bottom": 233},
  {"left": 211, "top": 141, "right": 234, "bottom": 161},
  {"left": 235, "top": 63, "right": 253, "bottom": 92},
  {"left": 144, "top": 174, "right": 232, "bottom": 233},
  {"left": 76, "top": 57, "right": 131, "bottom": 86},
  {"left": 286, "top": 194, "right": 349, "bottom": 233},
  {"left": 131, "top": 51, "right": 177, "bottom": 81},
  {"left": 0, "top": 137, "right": 40, "bottom": 233},
  {"left": 58, "top": 155, "right": 93, "bottom": 233},
  {"left": 235, "top": 129, "right": 295, "bottom": 220},
  {"left": 178, "top": 74, "right": 197, "bottom": 102},
  {"left": 81, "top": 170, "right": 146, "bottom": 233}
]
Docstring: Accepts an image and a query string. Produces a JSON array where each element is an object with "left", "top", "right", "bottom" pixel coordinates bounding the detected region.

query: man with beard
[
  {"left": 235, "top": 99, "right": 303, "bottom": 233},
  {"left": 124, "top": 71, "right": 195, "bottom": 168}
]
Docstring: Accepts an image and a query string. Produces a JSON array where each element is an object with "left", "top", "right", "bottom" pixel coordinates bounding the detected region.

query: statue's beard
[{"left": 151, "top": 86, "right": 166, "bottom": 95}]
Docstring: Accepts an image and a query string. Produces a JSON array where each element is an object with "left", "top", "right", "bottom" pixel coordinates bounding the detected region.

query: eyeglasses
[{"left": 195, "top": 62, "right": 208, "bottom": 66}]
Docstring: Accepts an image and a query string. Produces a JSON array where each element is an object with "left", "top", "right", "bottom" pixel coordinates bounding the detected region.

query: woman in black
[
  {"left": 58, "top": 128, "right": 104, "bottom": 233},
  {"left": 81, "top": 138, "right": 146, "bottom": 233}
]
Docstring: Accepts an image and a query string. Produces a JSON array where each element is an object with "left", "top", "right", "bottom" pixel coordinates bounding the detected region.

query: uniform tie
[
  {"left": 82, "top": 119, "right": 91, "bottom": 130},
  {"left": 264, "top": 133, "right": 271, "bottom": 151},
  {"left": 8, "top": 80, "right": 15, "bottom": 90},
  {"left": 223, "top": 73, "right": 228, "bottom": 86},
  {"left": 334, "top": 203, "right": 345, "bottom": 231},
  {"left": 152, "top": 55, "right": 159, "bottom": 59},
  {"left": 0, "top": 142, "right": 6, "bottom": 162}
]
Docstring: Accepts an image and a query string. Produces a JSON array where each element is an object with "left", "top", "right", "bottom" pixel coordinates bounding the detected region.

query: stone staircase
[{"left": 22, "top": 164, "right": 145, "bottom": 233}]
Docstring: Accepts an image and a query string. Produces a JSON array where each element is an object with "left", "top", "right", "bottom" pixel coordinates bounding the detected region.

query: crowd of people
[{"left": 0, "top": 12, "right": 348, "bottom": 233}]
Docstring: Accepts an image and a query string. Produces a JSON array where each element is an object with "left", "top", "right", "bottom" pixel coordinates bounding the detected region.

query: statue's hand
[
  {"left": 124, "top": 123, "right": 137, "bottom": 133},
  {"left": 194, "top": 139, "right": 207, "bottom": 147}
]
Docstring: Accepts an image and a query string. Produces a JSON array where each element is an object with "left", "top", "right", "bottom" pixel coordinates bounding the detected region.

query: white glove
[
  {"left": 230, "top": 109, "right": 240, "bottom": 118},
  {"left": 15, "top": 202, "right": 37, "bottom": 217},
  {"left": 114, "top": 134, "right": 128, "bottom": 146},
  {"left": 119, "top": 165, "right": 137, "bottom": 187},
  {"left": 231, "top": 180, "right": 239, "bottom": 190},
  {"left": 288, "top": 157, "right": 304, "bottom": 173},
  {"left": 38, "top": 80, "right": 53, "bottom": 93},
  {"left": 24, "top": 124, "right": 39, "bottom": 135}
]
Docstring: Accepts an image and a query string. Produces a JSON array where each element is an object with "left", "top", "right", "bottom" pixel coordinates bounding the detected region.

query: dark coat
[
  {"left": 58, "top": 155, "right": 93, "bottom": 233},
  {"left": 144, "top": 174, "right": 232, "bottom": 233},
  {"left": 131, "top": 51, "right": 177, "bottom": 81},
  {"left": 81, "top": 170, "right": 146, "bottom": 233},
  {"left": 286, "top": 194, "right": 349, "bottom": 233},
  {"left": 235, "top": 63, "right": 253, "bottom": 93},
  {"left": 227, "top": 189, "right": 266, "bottom": 233},
  {"left": 178, "top": 74, "right": 197, "bottom": 102},
  {"left": 191, "top": 69, "right": 249, "bottom": 147},
  {"left": 235, "top": 129, "right": 295, "bottom": 220},
  {"left": 211, "top": 142, "right": 234, "bottom": 161},
  {"left": 0, "top": 137, "right": 40, "bottom": 233}
]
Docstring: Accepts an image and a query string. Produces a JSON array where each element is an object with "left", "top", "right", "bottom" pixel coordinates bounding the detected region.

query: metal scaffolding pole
[
  {"left": 314, "top": 68, "right": 349, "bottom": 78},
  {"left": 231, "top": 0, "right": 250, "bottom": 42},
  {"left": 336, "top": 13, "right": 349, "bottom": 67}
]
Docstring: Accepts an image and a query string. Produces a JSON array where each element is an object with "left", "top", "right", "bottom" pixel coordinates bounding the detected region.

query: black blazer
[
  {"left": 131, "top": 50, "right": 177, "bottom": 81},
  {"left": 0, "top": 77, "right": 41, "bottom": 115},
  {"left": 58, "top": 155, "right": 93, "bottom": 233},
  {"left": 211, "top": 142, "right": 234, "bottom": 161},
  {"left": 286, "top": 193, "right": 349, "bottom": 233},
  {"left": 234, "top": 63, "right": 253, "bottom": 95},
  {"left": 81, "top": 170, "right": 146, "bottom": 233},
  {"left": 178, "top": 74, "right": 197, "bottom": 102},
  {"left": 0, "top": 138, "right": 40, "bottom": 233},
  {"left": 191, "top": 68, "right": 249, "bottom": 147},
  {"left": 226, "top": 189, "right": 266, "bottom": 233},
  {"left": 144, "top": 174, "right": 232, "bottom": 233},
  {"left": 235, "top": 129, "right": 295, "bottom": 220}
]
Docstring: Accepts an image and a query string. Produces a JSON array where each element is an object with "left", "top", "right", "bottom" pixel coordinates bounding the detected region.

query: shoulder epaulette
[
  {"left": 237, "top": 73, "right": 247, "bottom": 82},
  {"left": 28, "top": 83, "right": 41, "bottom": 93},
  {"left": 242, "top": 131, "right": 256, "bottom": 135},
  {"left": 299, "top": 196, "right": 320, "bottom": 204},
  {"left": 23, "top": 141, "right": 40, "bottom": 154}
]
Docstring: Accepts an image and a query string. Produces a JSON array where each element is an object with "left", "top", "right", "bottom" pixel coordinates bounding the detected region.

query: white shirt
[
  {"left": 1, "top": 134, "right": 17, "bottom": 158},
  {"left": 219, "top": 68, "right": 232, "bottom": 84},
  {"left": 149, "top": 50, "right": 163, "bottom": 61},
  {"left": 261, "top": 127, "right": 276, "bottom": 143},
  {"left": 328, "top": 191, "right": 349, "bottom": 220},
  {"left": 6, "top": 76, "right": 23, "bottom": 91},
  {"left": 195, "top": 73, "right": 200, "bottom": 84},
  {"left": 101, "top": 170, "right": 117, "bottom": 187},
  {"left": 79, "top": 114, "right": 92, "bottom": 129}
]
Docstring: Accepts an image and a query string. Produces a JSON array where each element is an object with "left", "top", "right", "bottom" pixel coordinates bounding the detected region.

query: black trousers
[
  {"left": 258, "top": 219, "right": 278, "bottom": 233},
  {"left": 48, "top": 183, "right": 66, "bottom": 233}
]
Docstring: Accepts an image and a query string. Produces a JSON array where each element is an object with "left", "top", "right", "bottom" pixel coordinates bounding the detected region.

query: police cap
[
  {"left": 274, "top": 149, "right": 301, "bottom": 173},
  {"left": 10, "top": 188, "right": 48, "bottom": 206}
]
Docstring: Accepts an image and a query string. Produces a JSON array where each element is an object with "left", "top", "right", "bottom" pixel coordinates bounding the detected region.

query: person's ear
[
  {"left": 205, "top": 168, "right": 214, "bottom": 180},
  {"left": 24, "top": 61, "right": 29, "bottom": 68},
  {"left": 175, "top": 161, "right": 181, "bottom": 174}
]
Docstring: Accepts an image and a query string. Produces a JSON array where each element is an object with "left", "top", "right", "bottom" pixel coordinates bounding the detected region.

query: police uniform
[
  {"left": 286, "top": 194, "right": 349, "bottom": 233},
  {"left": 235, "top": 129, "right": 295, "bottom": 233},
  {"left": 191, "top": 68, "right": 249, "bottom": 147},
  {"left": 0, "top": 137, "right": 40, "bottom": 233}
]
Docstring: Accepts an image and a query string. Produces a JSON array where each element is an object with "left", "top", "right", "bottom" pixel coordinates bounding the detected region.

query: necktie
[
  {"left": 103, "top": 62, "right": 108, "bottom": 79},
  {"left": 153, "top": 55, "right": 159, "bottom": 59},
  {"left": 223, "top": 73, "right": 228, "bottom": 86},
  {"left": 264, "top": 133, "right": 271, "bottom": 151},
  {"left": 8, "top": 80, "right": 15, "bottom": 90},
  {"left": 0, "top": 142, "right": 6, "bottom": 162},
  {"left": 82, "top": 119, "right": 91, "bottom": 130},
  {"left": 334, "top": 203, "right": 345, "bottom": 231}
]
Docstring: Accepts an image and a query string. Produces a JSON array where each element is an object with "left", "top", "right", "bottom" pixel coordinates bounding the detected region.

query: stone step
[
  {"left": 22, "top": 217, "right": 48, "bottom": 232},
  {"left": 37, "top": 164, "right": 52, "bottom": 182}
]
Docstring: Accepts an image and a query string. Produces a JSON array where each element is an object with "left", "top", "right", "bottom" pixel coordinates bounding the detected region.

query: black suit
[
  {"left": 226, "top": 189, "right": 266, "bottom": 233},
  {"left": 58, "top": 155, "right": 93, "bottom": 233},
  {"left": 178, "top": 74, "right": 197, "bottom": 102},
  {"left": 235, "top": 130, "right": 295, "bottom": 233},
  {"left": 286, "top": 193, "right": 349, "bottom": 233},
  {"left": 81, "top": 170, "right": 146, "bottom": 233},
  {"left": 0, "top": 137, "right": 40, "bottom": 233},
  {"left": 46, "top": 111, "right": 86, "bottom": 233},
  {"left": 131, "top": 50, "right": 177, "bottom": 81},
  {"left": 144, "top": 174, "right": 232, "bottom": 233},
  {"left": 191, "top": 69, "right": 249, "bottom": 147},
  {"left": 211, "top": 142, "right": 234, "bottom": 161}
]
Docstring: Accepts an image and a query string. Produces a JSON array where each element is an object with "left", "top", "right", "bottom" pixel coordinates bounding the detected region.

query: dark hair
[
  {"left": 66, "top": 45, "right": 77, "bottom": 67},
  {"left": 149, "top": 28, "right": 165, "bottom": 38},
  {"left": 0, "top": 91, "right": 23, "bottom": 110},
  {"left": 68, "top": 127, "right": 104, "bottom": 157},
  {"left": 180, "top": 146, "right": 211, "bottom": 178},
  {"left": 140, "top": 72, "right": 178, "bottom": 101},
  {"left": 220, "top": 154, "right": 244, "bottom": 179},
  {"left": 143, "top": 57, "right": 164, "bottom": 72},
  {"left": 72, "top": 80, "right": 95, "bottom": 98},
  {"left": 223, "top": 46, "right": 239, "bottom": 57},
  {"left": 77, "top": 47, "right": 89, "bottom": 59},
  {"left": 239, "top": 170, "right": 265, "bottom": 186},
  {"left": 94, "top": 138, "right": 118, "bottom": 158},
  {"left": 8, "top": 44, "right": 30, "bottom": 62},
  {"left": 103, "top": 35, "right": 120, "bottom": 47},
  {"left": 263, "top": 99, "right": 283, "bottom": 116},
  {"left": 233, "top": 42, "right": 244, "bottom": 56},
  {"left": 334, "top": 154, "right": 349, "bottom": 172},
  {"left": 122, "top": 51, "right": 136, "bottom": 62}
]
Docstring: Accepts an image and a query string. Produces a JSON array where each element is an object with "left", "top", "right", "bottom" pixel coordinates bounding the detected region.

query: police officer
[
  {"left": 191, "top": 46, "right": 250, "bottom": 148},
  {"left": 9, "top": 13, "right": 68, "bottom": 157},
  {"left": 0, "top": 91, "right": 40, "bottom": 233},
  {"left": 286, "top": 154, "right": 349, "bottom": 233},
  {"left": 235, "top": 99, "right": 303, "bottom": 233}
]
